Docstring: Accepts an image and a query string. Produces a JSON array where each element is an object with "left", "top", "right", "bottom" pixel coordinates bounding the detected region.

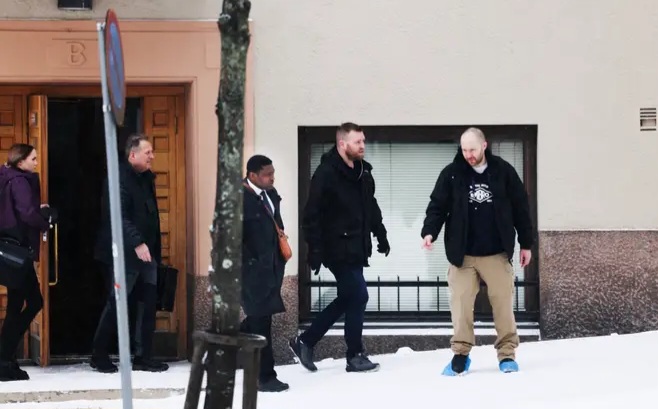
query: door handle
[{"left": 49, "top": 223, "right": 59, "bottom": 287}]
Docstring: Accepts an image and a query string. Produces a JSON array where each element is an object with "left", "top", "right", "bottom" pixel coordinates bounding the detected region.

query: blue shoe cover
[
  {"left": 499, "top": 360, "right": 519, "bottom": 373},
  {"left": 441, "top": 355, "right": 471, "bottom": 376}
]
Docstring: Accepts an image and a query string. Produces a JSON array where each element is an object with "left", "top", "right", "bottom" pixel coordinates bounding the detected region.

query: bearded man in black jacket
[
  {"left": 421, "top": 127, "right": 534, "bottom": 376},
  {"left": 290, "top": 122, "right": 390, "bottom": 373}
]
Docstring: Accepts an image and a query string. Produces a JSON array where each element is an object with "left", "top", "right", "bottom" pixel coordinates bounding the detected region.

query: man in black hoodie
[
  {"left": 290, "top": 122, "right": 390, "bottom": 373},
  {"left": 421, "top": 127, "right": 534, "bottom": 376}
]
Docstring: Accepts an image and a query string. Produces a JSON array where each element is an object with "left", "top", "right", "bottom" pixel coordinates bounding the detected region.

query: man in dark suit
[
  {"left": 241, "top": 155, "right": 289, "bottom": 392},
  {"left": 91, "top": 133, "right": 168, "bottom": 373}
]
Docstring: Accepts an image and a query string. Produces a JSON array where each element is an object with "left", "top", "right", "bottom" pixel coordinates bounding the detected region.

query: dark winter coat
[
  {"left": 94, "top": 161, "right": 162, "bottom": 271},
  {"left": 302, "top": 146, "right": 387, "bottom": 268},
  {"left": 0, "top": 165, "right": 50, "bottom": 260},
  {"left": 421, "top": 148, "right": 534, "bottom": 267},
  {"left": 241, "top": 180, "right": 286, "bottom": 317}
]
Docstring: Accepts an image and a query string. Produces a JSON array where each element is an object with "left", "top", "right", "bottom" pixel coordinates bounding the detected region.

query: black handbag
[
  {"left": 0, "top": 236, "right": 34, "bottom": 289},
  {"left": 156, "top": 264, "right": 179, "bottom": 312}
]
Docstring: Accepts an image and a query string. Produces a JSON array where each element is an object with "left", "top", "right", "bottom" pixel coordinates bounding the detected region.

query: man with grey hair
[
  {"left": 421, "top": 127, "right": 534, "bottom": 376},
  {"left": 91, "top": 134, "right": 167, "bottom": 373}
]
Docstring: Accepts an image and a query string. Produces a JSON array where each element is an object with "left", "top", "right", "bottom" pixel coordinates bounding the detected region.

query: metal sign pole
[{"left": 96, "top": 20, "right": 134, "bottom": 409}]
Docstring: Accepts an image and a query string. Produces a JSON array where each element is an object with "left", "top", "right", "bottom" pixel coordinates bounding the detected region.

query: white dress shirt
[{"left": 247, "top": 178, "right": 275, "bottom": 214}]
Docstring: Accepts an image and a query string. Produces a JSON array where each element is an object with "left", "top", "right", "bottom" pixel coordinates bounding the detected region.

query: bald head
[
  {"left": 460, "top": 127, "right": 487, "bottom": 167},
  {"left": 461, "top": 127, "right": 486, "bottom": 144}
]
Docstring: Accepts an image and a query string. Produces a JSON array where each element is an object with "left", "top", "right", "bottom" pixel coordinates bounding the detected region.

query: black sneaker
[
  {"left": 288, "top": 336, "right": 317, "bottom": 372},
  {"left": 90, "top": 355, "right": 118, "bottom": 373},
  {"left": 132, "top": 356, "right": 169, "bottom": 372},
  {"left": 346, "top": 353, "right": 380, "bottom": 373},
  {"left": 258, "top": 377, "right": 289, "bottom": 392}
]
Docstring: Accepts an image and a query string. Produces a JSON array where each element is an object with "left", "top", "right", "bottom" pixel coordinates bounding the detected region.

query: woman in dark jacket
[{"left": 0, "top": 144, "right": 51, "bottom": 381}]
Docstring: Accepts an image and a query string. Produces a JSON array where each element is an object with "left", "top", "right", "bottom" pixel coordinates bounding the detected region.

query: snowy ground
[{"left": 1, "top": 330, "right": 656, "bottom": 409}]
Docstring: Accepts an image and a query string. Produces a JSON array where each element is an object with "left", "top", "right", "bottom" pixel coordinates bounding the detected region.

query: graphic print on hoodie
[{"left": 465, "top": 166, "right": 504, "bottom": 257}]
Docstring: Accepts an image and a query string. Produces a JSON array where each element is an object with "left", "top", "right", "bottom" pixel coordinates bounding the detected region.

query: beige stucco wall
[
  {"left": 249, "top": 0, "right": 658, "bottom": 276},
  {"left": 1, "top": 0, "right": 219, "bottom": 20}
]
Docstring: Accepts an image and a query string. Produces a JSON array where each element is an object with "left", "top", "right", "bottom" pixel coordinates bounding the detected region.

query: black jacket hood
[{"left": 321, "top": 145, "right": 373, "bottom": 180}]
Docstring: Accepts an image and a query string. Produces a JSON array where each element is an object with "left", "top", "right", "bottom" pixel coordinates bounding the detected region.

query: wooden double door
[{"left": 0, "top": 86, "right": 187, "bottom": 366}]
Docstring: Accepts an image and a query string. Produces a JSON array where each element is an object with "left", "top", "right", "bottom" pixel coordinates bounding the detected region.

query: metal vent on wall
[{"left": 640, "top": 107, "right": 657, "bottom": 131}]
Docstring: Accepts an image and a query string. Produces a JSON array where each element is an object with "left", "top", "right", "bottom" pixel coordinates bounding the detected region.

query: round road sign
[{"left": 104, "top": 9, "right": 126, "bottom": 127}]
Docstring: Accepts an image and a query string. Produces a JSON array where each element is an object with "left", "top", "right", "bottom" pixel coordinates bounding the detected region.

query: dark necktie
[{"left": 260, "top": 191, "right": 273, "bottom": 213}]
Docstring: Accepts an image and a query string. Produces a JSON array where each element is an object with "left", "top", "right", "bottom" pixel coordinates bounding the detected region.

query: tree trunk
[{"left": 204, "top": 1, "right": 252, "bottom": 408}]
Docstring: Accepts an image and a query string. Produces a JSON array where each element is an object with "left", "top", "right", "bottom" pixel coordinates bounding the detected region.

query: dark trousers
[
  {"left": 92, "top": 261, "right": 157, "bottom": 359},
  {"left": 300, "top": 265, "right": 369, "bottom": 358},
  {"left": 241, "top": 315, "right": 276, "bottom": 382},
  {"left": 0, "top": 265, "right": 43, "bottom": 361}
]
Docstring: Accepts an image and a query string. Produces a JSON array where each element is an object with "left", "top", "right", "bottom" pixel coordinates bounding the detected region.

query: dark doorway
[{"left": 48, "top": 97, "right": 142, "bottom": 356}]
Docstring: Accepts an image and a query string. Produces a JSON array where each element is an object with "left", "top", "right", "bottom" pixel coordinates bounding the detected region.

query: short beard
[
  {"left": 346, "top": 150, "right": 363, "bottom": 161},
  {"left": 473, "top": 152, "right": 486, "bottom": 166}
]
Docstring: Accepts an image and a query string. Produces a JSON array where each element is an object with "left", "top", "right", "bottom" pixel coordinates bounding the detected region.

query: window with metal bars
[{"left": 297, "top": 125, "right": 539, "bottom": 323}]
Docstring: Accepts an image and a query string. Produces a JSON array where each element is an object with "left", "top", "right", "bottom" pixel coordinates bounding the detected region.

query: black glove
[
  {"left": 40, "top": 206, "right": 58, "bottom": 225},
  {"left": 377, "top": 236, "right": 390, "bottom": 257},
  {"left": 308, "top": 250, "right": 322, "bottom": 275}
]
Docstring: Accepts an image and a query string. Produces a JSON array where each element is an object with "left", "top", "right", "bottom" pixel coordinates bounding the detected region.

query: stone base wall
[
  {"left": 539, "top": 231, "right": 658, "bottom": 339},
  {"left": 188, "top": 231, "right": 658, "bottom": 365}
]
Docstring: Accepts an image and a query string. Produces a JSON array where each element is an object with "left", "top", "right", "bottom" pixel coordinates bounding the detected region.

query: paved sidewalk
[{"left": 0, "top": 361, "right": 201, "bottom": 408}]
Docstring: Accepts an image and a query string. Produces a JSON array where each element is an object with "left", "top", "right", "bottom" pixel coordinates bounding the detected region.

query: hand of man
[
  {"left": 135, "top": 243, "right": 152, "bottom": 263},
  {"left": 377, "top": 236, "right": 390, "bottom": 256},
  {"left": 40, "top": 206, "right": 58, "bottom": 224},
  {"left": 308, "top": 250, "right": 322, "bottom": 275},
  {"left": 421, "top": 235, "right": 434, "bottom": 250},
  {"left": 520, "top": 249, "right": 532, "bottom": 268}
]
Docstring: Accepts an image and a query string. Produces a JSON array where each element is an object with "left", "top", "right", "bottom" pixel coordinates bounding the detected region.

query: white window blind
[{"left": 308, "top": 140, "right": 527, "bottom": 314}]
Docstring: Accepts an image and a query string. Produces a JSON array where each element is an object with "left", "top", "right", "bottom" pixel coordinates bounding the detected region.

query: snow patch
[{"left": 2, "top": 332, "right": 658, "bottom": 408}]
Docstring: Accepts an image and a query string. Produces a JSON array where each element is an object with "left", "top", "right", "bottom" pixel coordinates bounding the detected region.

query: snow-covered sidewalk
[
  {"left": 1, "top": 330, "right": 656, "bottom": 409},
  {"left": 0, "top": 360, "right": 192, "bottom": 395}
]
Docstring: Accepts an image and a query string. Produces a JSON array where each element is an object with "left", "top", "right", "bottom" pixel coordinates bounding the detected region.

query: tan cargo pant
[{"left": 447, "top": 253, "right": 519, "bottom": 361}]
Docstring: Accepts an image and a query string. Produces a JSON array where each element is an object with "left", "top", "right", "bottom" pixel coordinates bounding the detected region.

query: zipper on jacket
[
  {"left": 459, "top": 175, "right": 469, "bottom": 257},
  {"left": 486, "top": 171, "right": 505, "bottom": 252}
]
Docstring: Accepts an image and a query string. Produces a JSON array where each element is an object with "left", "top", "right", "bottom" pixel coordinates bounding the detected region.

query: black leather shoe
[
  {"left": 133, "top": 356, "right": 169, "bottom": 372},
  {"left": 0, "top": 360, "right": 28, "bottom": 382},
  {"left": 258, "top": 377, "right": 289, "bottom": 392},
  {"left": 90, "top": 355, "right": 119, "bottom": 374},
  {"left": 8, "top": 361, "right": 29, "bottom": 380}
]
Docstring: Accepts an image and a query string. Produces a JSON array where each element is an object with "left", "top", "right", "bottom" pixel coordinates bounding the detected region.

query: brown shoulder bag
[{"left": 243, "top": 183, "right": 292, "bottom": 262}]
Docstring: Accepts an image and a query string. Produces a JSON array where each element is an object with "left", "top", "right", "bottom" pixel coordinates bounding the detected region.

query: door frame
[
  {"left": 0, "top": 84, "right": 185, "bottom": 98},
  {"left": 2, "top": 83, "right": 189, "bottom": 364}
]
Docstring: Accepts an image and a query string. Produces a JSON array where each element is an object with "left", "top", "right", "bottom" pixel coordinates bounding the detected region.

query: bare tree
[{"left": 184, "top": 1, "right": 259, "bottom": 408}]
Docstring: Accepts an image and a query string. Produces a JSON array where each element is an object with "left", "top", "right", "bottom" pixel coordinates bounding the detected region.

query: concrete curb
[{"left": 0, "top": 387, "right": 187, "bottom": 404}]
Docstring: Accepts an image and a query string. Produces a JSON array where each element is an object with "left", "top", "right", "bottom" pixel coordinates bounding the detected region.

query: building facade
[
  {"left": 252, "top": 0, "right": 658, "bottom": 363},
  {"left": 0, "top": 0, "right": 256, "bottom": 365},
  {"left": 0, "top": 0, "right": 657, "bottom": 366}
]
